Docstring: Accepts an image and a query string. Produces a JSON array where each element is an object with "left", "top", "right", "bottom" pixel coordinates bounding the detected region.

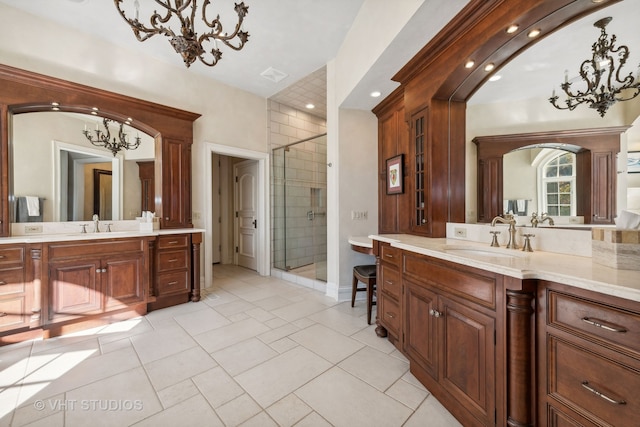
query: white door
[{"left": 235, "top": 160, "right": 258, "bottom": 270}]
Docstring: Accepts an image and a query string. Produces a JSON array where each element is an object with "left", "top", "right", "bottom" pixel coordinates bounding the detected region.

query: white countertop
[
  {"left": 369, "top": 234, "right": 640, "bottom": 303},
  {"left": 0, "top": 228, "right": 204, "bottom": 244},
  {"left": 348, "top": 236, "right": 373, "bottom": 248}
]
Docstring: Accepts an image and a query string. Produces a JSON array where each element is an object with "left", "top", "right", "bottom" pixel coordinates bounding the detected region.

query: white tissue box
[
  {"left": 138, "top": 217, "right": 159, "bottom": 231},
  {"left": 592, "top": 228, "right": 640, "bottom": 270}
]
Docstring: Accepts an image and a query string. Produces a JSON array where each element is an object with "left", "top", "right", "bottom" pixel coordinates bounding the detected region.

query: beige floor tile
[
  {"left": 144, "top": 346, "right": 217, "bottom": 390},
  {"left": 130, "top": 325, "right": 197, "bottom": 364},
  {"left": 234, "top": 346, "right": 331, "bottom": 408},
  {"left": 213, "top": 299, "right": 257, "bottom": 317},
  {"left": 269, "top": 337, "right": 299, "bottom": 353},
  {"left": 295, "top": 411, "right": 333, "bottom": 426},
  {"left": 295, "top": 367, "right": 413, "bottom": 427},
  {"left": 257, "top": 323, "right": 300, "bottom": 344},
  {"left": 132, "top": 394, "right": 224, "bottom": 427},
  {"left": 95, "top": 317, "right": 153, "bottom": 345},
  {"left": 264, "top": 317, "right": 289, "bottom": 329},
  {"left": 338, "top": 346, "right": 409, "bottom": 391},
  {"left": 212, "top": 338, "right": 277, "bottom": 376},
  {"left": 227, "top": 312, "right": 251, "bottom": 322},
  {"left": 252, "top": 295, "right": 296, "bottom": 311},
  {"left": 308, "top": 307, "right": 371, "bottom": 336},
  {"left": 246, "top": 307, "right": 276, "bottom": 322},
  {"left": 385, "top": 378, "right": 429, "bottom": 410},
  {"left": 14, "top": 411, "right": 64, "bottom": 427},
  {"left": 403, "top": 396, "right": 463, "bottom": 427},
  {"left": 65, "top": 367, "right": 162, "bottom": 426},
  {"left": 215, "top": 393, "right": 262, "bottom": 426},
  {"left": 193, "top": 367, "right": 244, "bottom": 408},
  {"left": 9, "top": 392, "right": 64, "bottom": 427},
  {"left": 156, "top": 379, "right": 200, "bottom": 409},
  {"left": 202, "top": 289, "right": 240, "bottom": 307},
  {"left": 350, "top": 324, "right": 397, "bottom": 354},
  {"left": 266, "top": 394, "right": 312, "bottom": 427},
  {"left": 291, "top": 317, "right": 316, "bottom": 329},
  {"left": 174, "top": 307, "right": 231, "bottom": 336},
  {"left": 238, "top": 411, "right": 279, "bottom": 427},
  {"left": 193, "top": 318, "right": 270, "bottom": 353},
  {"left": 271, "top": 300, "right": 329, "bottom": 322},
  {"left": 290, "top": 324, "right": 364, "bottom": 364}
]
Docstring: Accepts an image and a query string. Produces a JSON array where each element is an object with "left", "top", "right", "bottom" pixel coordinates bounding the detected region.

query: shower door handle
[
  {"left": 307, "top": 210, "right": 315, "bottom": 221},
  {"left": 252, "top": 219, "right": 257, "bottom": 228}
]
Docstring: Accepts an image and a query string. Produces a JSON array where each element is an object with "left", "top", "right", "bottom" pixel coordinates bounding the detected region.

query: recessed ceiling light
[
  {"left": 484, "top": 63, "right": 495, "bottom": 72},
  {"left": 305, "top": 103, "right": 315, "bottom": 109},
  {"left": 506, "top": 24, "right": 519, "bottom": 34},
  {"left": 370, "top": 91, "right": 381, "bottom": 98},
  {"left": 464, "top": 60, "right": 475, "bottom": 69},
  {"left": 489, "top": 75, "right": 502, "bottom": 82},
  {"left": 527, "top": 29, "right": 541, "bottom": 38}
]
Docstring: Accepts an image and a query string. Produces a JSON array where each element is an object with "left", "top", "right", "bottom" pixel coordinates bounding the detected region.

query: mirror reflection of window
[{"left": 540, "top": 152, "right": 576, "bottom": 216}]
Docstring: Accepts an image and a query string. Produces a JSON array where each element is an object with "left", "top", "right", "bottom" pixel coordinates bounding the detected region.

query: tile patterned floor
[{"left": 0, "top": 264, "right": 461, "bottom": 426}]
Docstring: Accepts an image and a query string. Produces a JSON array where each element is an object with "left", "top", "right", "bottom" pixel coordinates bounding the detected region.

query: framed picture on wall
[
  {"left": 629, "top": 152, "right": 640, "bottom": 173},
  {"left": 386, "top": 154, "right": 404, "bottom": 194}
]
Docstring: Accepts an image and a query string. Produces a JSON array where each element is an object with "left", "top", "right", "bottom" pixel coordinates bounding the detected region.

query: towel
[
  {"left": 26, "top": 196, "right": 40, "bottom": 216},
  {"left": 516, "top": 199, "right": 525, "bottom": 213},
  {"left": 616, "top": 210, "right": 640, "bottom": 229}
]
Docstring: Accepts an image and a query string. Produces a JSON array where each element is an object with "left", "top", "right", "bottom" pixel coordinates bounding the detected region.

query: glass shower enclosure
[{"left": 272, "top": 134, "right": 327, "bottom": 282}]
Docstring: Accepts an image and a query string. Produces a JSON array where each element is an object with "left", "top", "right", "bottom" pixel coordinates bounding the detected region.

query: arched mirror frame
[
  {"left": 473, "top": 126, "right": 629, "bottom": 224},
  {"left": 0, "top": 64, "right": 201, "bottom": 236}
]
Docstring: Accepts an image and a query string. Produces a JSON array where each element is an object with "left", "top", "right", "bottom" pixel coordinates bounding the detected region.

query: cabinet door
[
  {"left": 0, "top": 267, "right": 30, "bottom": 332},
  {"left": 161, "top": 138, "right": 192, "bottom": 228},
  {"left": 404, "top": 280, "right": 438, "bottom": 380},
  {"left": 103, "top": 254, "right": 145, "bottom": 310},
  {"left": 439, "top": 295, "right": 495, "bottom": 425},
  {"left": 49, "top": 259, "right": 102, "bottom": 322},
  {"left": 410, "top": 108, "right": 431, "bottom": 235}
]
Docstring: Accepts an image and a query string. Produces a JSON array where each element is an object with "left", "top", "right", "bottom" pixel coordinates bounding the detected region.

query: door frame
[{"left": 203, "top": 142, "right": 270, "bottom": 286}]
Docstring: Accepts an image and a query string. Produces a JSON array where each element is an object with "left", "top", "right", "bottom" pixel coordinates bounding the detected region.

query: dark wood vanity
[
  {"left": 372, "top": 0, "right": 636, "bottom": 425},
  {"left": 0, "top": 64, "right": 203, "bottom": 343}
]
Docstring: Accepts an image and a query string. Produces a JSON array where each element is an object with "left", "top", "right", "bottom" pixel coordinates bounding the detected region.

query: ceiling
[{"left": 0, "top": 1, "right": 638, "bottom": 118}]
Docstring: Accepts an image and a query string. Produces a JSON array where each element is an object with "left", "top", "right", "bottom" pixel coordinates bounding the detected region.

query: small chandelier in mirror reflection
[
  {"left": 83, "top": 118, "right": 141, "bottom": 157},
  {"left": 549, "top": 17, "right": 640, "bottom": 117},
  {"left": 114, "top": 0, "right": 249, "bottom": 68}
]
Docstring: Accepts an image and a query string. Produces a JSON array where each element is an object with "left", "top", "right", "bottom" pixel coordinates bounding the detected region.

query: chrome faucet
[
  {"left": 92, "top": 214, "right": 100, "bottom": 233},
  {"left": 491, "top": 214, "right": 518, "bottom": 249},
  {"left": 530, "top": 212, "right": 554, "bottom": 228}
]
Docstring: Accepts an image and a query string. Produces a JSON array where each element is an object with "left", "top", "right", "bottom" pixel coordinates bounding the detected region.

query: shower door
[{"left": 272, "top": 134, "right": 327, "bottom": 282}]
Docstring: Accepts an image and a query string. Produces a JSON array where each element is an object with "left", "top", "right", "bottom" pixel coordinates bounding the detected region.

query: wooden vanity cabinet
[
  {"left": 0, "top": 245, "right": 31, "bottom": 334},
  {"left": 403, "top": 252, "right": 499, "bottom": 427},
  {"left": 150, "top": 233, "right": 194, "bottom": 310},
  {"left": 376, "top": 242, "right": 403, "bottom": 348},
  {"left": 45, "top": 238, "right": 148, "bottom": 326},
  {"left": 537, "top": 281, "right": 640, "bottom": 426}
]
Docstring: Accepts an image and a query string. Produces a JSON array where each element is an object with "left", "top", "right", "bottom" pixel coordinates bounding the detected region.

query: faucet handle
[
  {"left": 490, "top": 231, "right": 501, "bottom": 247},
  {"left": 80, "top": 224, "right": 88, "bottom": 234},
  {"left": 105, "top": 223, "right": 113, "bottom": 232},
  {"left": 522, "top": 233, "right": 535, "bottom": 252}
]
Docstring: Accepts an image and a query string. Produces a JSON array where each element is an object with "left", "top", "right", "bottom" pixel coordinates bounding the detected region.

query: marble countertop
[
  {"left": 348, "top": 236, "right": 373, "bottom": 248},
  {"left": 0, "top": 228, "right": 205, "bottom": 244},
  {"left": 369, "top": 234, "right": 640, "bottom": 303}
]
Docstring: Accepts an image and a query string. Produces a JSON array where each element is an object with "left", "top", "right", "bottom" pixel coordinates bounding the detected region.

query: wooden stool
[{"left": 351, "top": 264, "right": 377, "bottom": 325}]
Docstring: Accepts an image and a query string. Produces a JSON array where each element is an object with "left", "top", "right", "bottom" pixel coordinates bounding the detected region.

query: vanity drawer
[
  {"left": 157, "top": 270, "right": 189, "bottom": 296},
  {"left": 0, "top": 296, "right": 28, "bottom": 330},
  {"left": 157, "top": 250, "right": 189, "bottom": 272},
  {"left": 380, "top": 244, "right": 401, "bottom": 268},
  {"left": 379, "top": 294, "right": 401, "bottom": 337},
  {"left": 380, "top": 265, "right": 401, "bottom": 300},
  {"left": 548, "top": 336, "right": 640, "bottom": 426},
  {"left": 157, "top": 235, "right": 189, "bottom": 250},
  {"left": 0, "top": 247, "right": 24, "bottom": 266},
  {"left": 548, "top": 290, "right": 640, "bottom": 356},
  {"left": 0, "top": 267, "right": 26, "bottom": 296}
]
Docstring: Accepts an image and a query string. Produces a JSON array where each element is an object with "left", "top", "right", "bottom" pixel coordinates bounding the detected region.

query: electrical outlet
[
  {"left": 193, "top": 211, "right": 201, "bottom": 220},
  {"left": 351, "top": 211, "right": 368, "bottom": 220},
  {"left": 24, "top": 225, "right": 43, "bottom": 234},
  {"left": 454, "top": 227, "right": 467, "bottom": 238}
]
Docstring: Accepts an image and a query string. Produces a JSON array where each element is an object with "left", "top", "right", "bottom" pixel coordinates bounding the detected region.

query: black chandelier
[
  {"left": 114, "top": 0, "right": 249, "bottom": 68},
  {"left": 549, "top": 17, "right": 640, "bottom": 117},
  {"left": 83, "top": 118, "right": 141, "bottom": 157}
]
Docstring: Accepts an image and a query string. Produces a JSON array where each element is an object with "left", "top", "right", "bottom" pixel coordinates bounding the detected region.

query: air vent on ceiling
[{"left": 260, "top": 67, "right": 288, "bottom": 83}]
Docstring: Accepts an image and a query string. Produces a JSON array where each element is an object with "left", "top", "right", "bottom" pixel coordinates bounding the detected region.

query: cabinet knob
[{"left": 429, "top": 309, "right": 442, "bottom": 318}]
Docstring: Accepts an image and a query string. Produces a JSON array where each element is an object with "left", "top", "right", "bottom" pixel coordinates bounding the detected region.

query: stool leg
[
  {"left": 351, "top": 275, "right": 357, "bottom": 307},
  {"left": 366, "top": 280, "right": 373, "bottom": 325}
]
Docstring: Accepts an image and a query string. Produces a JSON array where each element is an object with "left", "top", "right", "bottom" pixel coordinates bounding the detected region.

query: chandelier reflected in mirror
[
  {"left": 114, "top": 0, "right": 249, "bottom": 68},
  {"left": 83, "top": 118, "right": 141, "bottom": 157},
  {"left": 549, "top": 17, "right": 640, "bottom": 117}
]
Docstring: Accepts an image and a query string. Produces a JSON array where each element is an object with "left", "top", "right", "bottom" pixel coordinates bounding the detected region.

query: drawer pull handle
[
  {"left": 385, "top": 280, "right": 393, "bottom": 285},
  {"left": 581, "top": 381, "right": 626, "bottom": 405},
  {"left": 0, "top": 255, "right": 5, "bottom": 259},
  {"left": 167, "top": 241, "right": 179, "bottom": 245},
  {"left": 168, "top": 259, "right": 178, "bottom": 262},
  {"left": 167, "top": 281, "right": 179, "bottom": 286},
  {"left": 384, "top": 254, "right": 394, "bottom": 258},
  {"left": 386, "top": 312, "right": 395, "bottom": 319},
  {"left": 0, "top": 312, "right": 6, "bottom": 317},
  {"left": 0, "top": 281, "right": 5, "bottom": 286},
  {"left": 581, "top": 317, "right": 627, "bottom": 333}
]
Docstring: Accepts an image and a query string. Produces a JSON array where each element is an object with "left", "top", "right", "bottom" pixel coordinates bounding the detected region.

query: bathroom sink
[{"left": 443, "top": 245, "right": 527, "bottom": 259}]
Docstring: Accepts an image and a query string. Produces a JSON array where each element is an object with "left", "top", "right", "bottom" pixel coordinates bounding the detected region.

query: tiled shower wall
[{"left": 269, "top": 101, "right": 327, "bottom": 275}]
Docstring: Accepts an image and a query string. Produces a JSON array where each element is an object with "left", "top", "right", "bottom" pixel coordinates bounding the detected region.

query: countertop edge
[{"left": 0, "top": 228, "right": 205, "bottom": 244}]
